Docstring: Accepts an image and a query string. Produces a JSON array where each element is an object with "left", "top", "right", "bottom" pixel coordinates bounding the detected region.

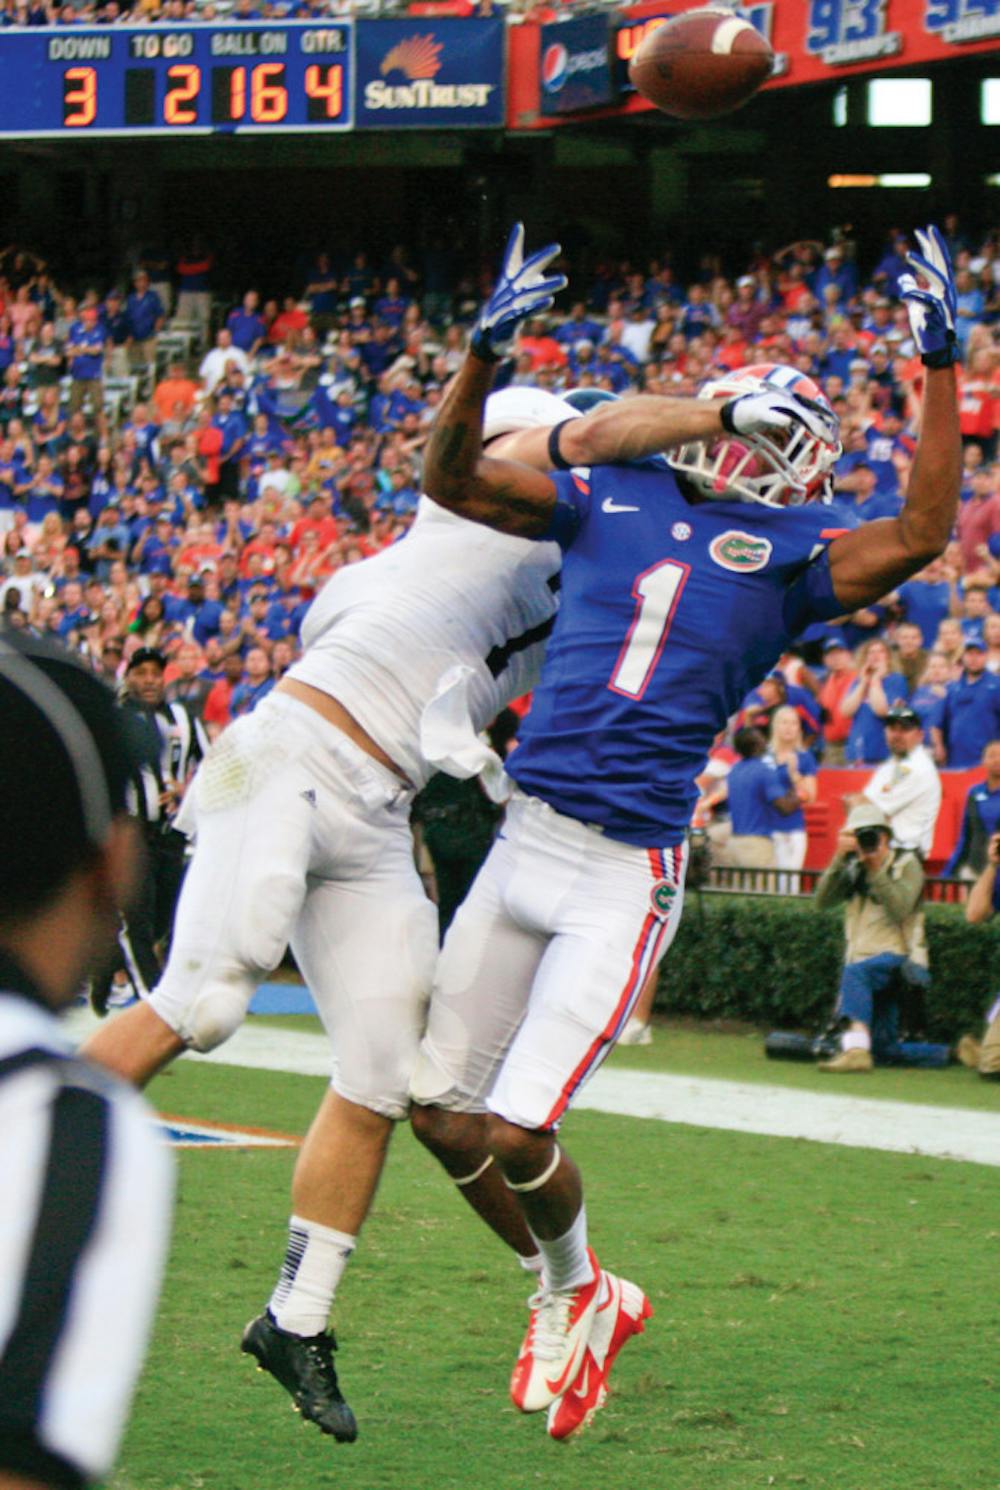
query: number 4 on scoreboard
[{"left": 305, "top": 63, "right": 343, "bottom": 121}]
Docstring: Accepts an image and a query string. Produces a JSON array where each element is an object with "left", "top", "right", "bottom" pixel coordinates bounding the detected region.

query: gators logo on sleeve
[{"left": 708, "top": 531, "right": 773, "bottom": 573}]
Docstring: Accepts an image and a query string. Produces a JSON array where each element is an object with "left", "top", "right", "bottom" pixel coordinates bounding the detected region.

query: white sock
[
  {"left": 535, "top": 1207, "right": 593, "bottom": 1294},
  {"left": 842, "top": 1030, "right": 871, "bottom": 1052},
  {"left": 518, "top": 1252, "right": 544, "bottom": 1276},
  {"left": 268, "top": 1215, "right": 356, "bottom": 1337}
]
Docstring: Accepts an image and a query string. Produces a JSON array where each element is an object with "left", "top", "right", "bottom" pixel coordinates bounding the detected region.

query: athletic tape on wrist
[
  {"left": 504, "top": 1145, "right": 561, "bottom": 1193},
  {"left": 453, "top": 1154, "right": 494, "bottom": 1188}
]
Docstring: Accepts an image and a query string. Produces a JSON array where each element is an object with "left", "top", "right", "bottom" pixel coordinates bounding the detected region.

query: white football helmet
[
  {"left": 482, "top": 386, "right": 580, "bottom": 444},
  {"left": 667, "top": 362, "right": 842, "bottom": 508}
]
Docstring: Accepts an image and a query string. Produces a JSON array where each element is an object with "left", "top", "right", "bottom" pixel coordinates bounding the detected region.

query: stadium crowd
[
  {"left": 0, "top": 220, "right": 998, "bottom": 841},
  {"left": 0, "top": 0, "right": 531, "bottom": 26}
]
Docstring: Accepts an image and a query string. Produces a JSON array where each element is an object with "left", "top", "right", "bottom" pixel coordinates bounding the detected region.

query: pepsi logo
[{"left": 541, "top": 43, "right": 568, "bottom": 95}]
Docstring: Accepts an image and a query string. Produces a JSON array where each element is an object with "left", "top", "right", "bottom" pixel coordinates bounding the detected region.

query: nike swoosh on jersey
[{"left": 601, "top": 497, "right": 640, "bottom": 514}]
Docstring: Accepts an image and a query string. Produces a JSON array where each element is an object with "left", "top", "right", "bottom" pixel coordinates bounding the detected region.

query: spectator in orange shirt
[
  {"left": 202, "top": 649, "right": 245, "bottom": 740},
  {"left": 289, "top": 493, "right": 340, "bottom": 552},
  {"left": 194, "top": 403, "right": 224, "bottom": 509},
  {"left": 239, "top": 518, "right": 280, "bottom": 577},
  {"left": 269, "top": 297, "right": 310, "bottom": 347},
  {"left": 516, "top": 315, "right": 568, "bottom": 372},
  {"left": 152, "top": 360, "right": 199, "bottom": 426},
  {"left": 817, "top": 633, "right": 858, "bottom": 765}
]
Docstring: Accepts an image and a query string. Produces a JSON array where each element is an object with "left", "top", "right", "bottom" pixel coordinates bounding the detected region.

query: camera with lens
[{"left": 855, "top": 826, "right": 883, "bottom": 852}]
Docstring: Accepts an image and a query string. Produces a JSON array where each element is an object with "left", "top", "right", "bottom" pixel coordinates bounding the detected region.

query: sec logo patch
[
  {"left": 709, "top": 530, "right": 773, "bottom": 573},
  {"left": 671, "top": 521, "right": 692, "bottom": 542},
  {"left": 650, "top": 878, "right": 677, "bottom": 919}
]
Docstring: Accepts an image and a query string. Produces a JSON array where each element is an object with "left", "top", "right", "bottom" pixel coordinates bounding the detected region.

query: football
[{"left": 628, "top": 7, "right": 774, "bottom": 122}]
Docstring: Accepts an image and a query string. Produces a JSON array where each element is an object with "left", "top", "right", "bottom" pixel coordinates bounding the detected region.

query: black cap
[
  {"left": 885, "top": 701, "right": 921, "bottom": 727},
  {"left": 126, "top": 646, "right": 167, "bottom": 672},
  {"left": 0, "top": 634, "right": 135, "bottom": 916}
]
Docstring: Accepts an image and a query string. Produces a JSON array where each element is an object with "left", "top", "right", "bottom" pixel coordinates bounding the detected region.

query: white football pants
[
  {"left": 411, "top": 789, "right": 687, "bottom": 1132},
  {"left": 148, "top": 691, "right": 438, "bottom": 1119}
]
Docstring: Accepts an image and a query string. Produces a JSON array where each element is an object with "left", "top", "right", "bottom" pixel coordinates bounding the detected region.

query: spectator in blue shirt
[
  {"left": 954, "top": 268, "right": 985, "bottom": 352},
  {"left": 872, "top": 233, "right": 912, "bottom": 297},
  {"left": 66, "top": 304, "right": 106, "bottom": 417},
  {"left": 25, "top": 454, "right": 64, "bottom": 525},
  {"left": 892, "top": 558, "right": 955, "bottom": 648},
  {"left": 555, "top": 302, "right": 605, "bottom": 350},
  {"left": 909, "top": 650, "right": 952, "bottom": 737},
  {"left": 810, "top": 244, "right": 859, "bottom": 306},
  {"left": 373, "top": 277, "right": 410, "bottom": 328},
  {"left": 305, "top": 254, "right": 339, "bottom": 337},
  {"left": 843, "top": 637, "right": 909, "bottom": 765},
  {"left": 226, "top": 291, "right": 267, "bottom": 357},
  {"left": 101, "top": 288, "right": 131, "bottom": 378},
  {"left": 229, "top": 644, "right": 275, "bottom": 717},
  {"left": 725, "top": 726, "right": 800, "bottom": 875},
  {"left": 963, "top": 834, "right": 1000, "bottom": 1078},
  {"left": 934, "top": 638, "right": 1000, "bottom": 768},
  {"left": 125, "top": 270, "right": 164, "bottom": 374},
  {"left": 944, "top": 740, "right": 1000, "bottom": 878}
]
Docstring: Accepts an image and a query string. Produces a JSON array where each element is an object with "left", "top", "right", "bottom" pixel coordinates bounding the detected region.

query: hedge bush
[{"left": 655, "top": 892, "right": 1000, "bottom": 1041}]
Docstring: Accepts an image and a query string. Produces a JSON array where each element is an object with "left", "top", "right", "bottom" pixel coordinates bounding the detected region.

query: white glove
[
  {"left": 470, "top": 223, "right": 567, "bottom": 362},
  {"left": 721, "top": 387, "right": 838, "bottom": 445},
  {"left": 898, "top": 224, "right": 958, "bottom": 368}
]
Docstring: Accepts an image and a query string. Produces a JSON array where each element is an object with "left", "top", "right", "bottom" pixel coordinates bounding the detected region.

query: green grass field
[{"left": 111, "top": 1022, "right": 1000, "bottom": 1490}]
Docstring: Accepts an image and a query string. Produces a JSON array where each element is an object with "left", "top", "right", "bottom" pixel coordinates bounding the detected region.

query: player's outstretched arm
[
  {"left": 425, "top": 223, "right": 567, "bottom": 537},
  {"left": 424, "top": 351, "right": 559, "bottom": 537},
  {"left": 826, "top": 226, "right": 961, "bottom": 612}
]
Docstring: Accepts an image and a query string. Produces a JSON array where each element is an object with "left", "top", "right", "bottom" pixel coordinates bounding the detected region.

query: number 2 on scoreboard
[{"left": 609, "top": 558, "right": 690, "bottom": 700}]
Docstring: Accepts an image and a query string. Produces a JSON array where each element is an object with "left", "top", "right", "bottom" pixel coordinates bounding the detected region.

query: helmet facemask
[{"left": 667, "top": 367, "right": 842, "bottom": 508}]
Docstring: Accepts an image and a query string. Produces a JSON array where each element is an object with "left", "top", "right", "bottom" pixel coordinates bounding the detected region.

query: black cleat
[{"left": 241, "top": 1312, "right": 358, "bottom": 1442}]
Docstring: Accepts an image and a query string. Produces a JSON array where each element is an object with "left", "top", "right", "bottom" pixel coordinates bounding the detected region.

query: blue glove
[
  {"left": 470, "top": 223, "right": 567, "bottom": 363},
  {"left": 898, "top": 225, "right": 958, "bottom": 369}
]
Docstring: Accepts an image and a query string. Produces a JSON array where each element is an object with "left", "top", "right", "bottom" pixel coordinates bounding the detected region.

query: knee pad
[
  {"left": 409, "top": 1043, "right": 462, "bottom": 1108},
  {"left": 155, "top": 967, "right": 255, "bottom": 1053}
]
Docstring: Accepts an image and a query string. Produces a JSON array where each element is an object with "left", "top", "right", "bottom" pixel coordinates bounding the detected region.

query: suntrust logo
[{"left": 380, "top": 34, "right": 442, "bottom": 80}]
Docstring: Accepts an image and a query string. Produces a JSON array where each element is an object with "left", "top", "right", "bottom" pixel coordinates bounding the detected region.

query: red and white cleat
[
  {"left": 546, "top": 1272, "right": 652, "bottom": 1441},
  {"left": 510, "top": 1248, "right": 602, "bottom": 1414}
]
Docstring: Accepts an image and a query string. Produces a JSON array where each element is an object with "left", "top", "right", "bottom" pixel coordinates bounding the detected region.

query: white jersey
[{"left": 288, "top": 497, "right": 560, "bottom": 788}]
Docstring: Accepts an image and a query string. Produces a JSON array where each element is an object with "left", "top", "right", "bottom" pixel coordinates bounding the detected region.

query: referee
[
  {"left": 0, "top": 634, "right": 172, "bottom": 1490},
  {"left": 94, "top": 646, "right": 206, "bottom": 1013}
]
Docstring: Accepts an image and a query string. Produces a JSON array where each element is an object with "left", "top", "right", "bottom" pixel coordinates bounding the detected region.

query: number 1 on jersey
[{"left": 609, "top": 558, "right": 690, "bottom": 699}]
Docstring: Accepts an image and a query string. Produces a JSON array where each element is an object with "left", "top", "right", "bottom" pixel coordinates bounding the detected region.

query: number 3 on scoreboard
[
  {"left": 63, "top": 67, "right": 97, "bottom": 128},
  {"left": 609, "top": 558, "right": 690, "bottom": 700}
]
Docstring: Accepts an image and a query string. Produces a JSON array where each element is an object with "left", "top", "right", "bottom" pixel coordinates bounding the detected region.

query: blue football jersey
[{"left": 507, "top": 464, "right": 853, "bottom": 846}]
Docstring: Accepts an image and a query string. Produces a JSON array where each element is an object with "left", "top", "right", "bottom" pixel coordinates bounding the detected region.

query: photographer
[
  {"left": 814, "top": 802, "right": 951, "bottom": 1072},
  {"left": 960, "top": 831, "right": 1000, "bottom": 1078}
]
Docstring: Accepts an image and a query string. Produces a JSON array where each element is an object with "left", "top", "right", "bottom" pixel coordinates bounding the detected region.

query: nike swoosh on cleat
[
  {"left": 570, "top": 1361, "right": 594, "bottom": 1401},
  {"left": 544, "top": 1349, "right": 586, "bottom": 1398},
  {"left": 601, "top": 497, "right": 639, "bottom": 514}
]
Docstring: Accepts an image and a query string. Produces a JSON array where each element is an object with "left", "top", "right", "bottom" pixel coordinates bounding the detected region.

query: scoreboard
[{"left": 0, "top": 22, "right": 354, "bottom": 135}]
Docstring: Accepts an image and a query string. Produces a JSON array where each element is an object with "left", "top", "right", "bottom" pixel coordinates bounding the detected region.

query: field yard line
[{"left": 66, "top": 1010, "right": 1000, "bottom": 1167}]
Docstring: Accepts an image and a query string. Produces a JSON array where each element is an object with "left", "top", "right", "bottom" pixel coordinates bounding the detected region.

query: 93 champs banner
[{"left": 355, "top": 17, "right": 503, "bottom": 129}]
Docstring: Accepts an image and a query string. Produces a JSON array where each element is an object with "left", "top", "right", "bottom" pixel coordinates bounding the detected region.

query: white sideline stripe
[{"left": 66, "top": 1010, "right": 1000, "bottom": 1168}]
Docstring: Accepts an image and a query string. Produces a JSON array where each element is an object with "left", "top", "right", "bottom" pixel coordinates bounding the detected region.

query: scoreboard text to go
[{"left": 0, "top": 25, "right": 354, "bottom": 135}]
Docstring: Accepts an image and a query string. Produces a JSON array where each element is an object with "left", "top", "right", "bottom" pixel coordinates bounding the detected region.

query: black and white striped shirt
[
  {"left": 0, "top": 970, "right": 172, "bottom": 1488},
  {"left": 124, "top": 698, "right": 208, "bottom": 831}
]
